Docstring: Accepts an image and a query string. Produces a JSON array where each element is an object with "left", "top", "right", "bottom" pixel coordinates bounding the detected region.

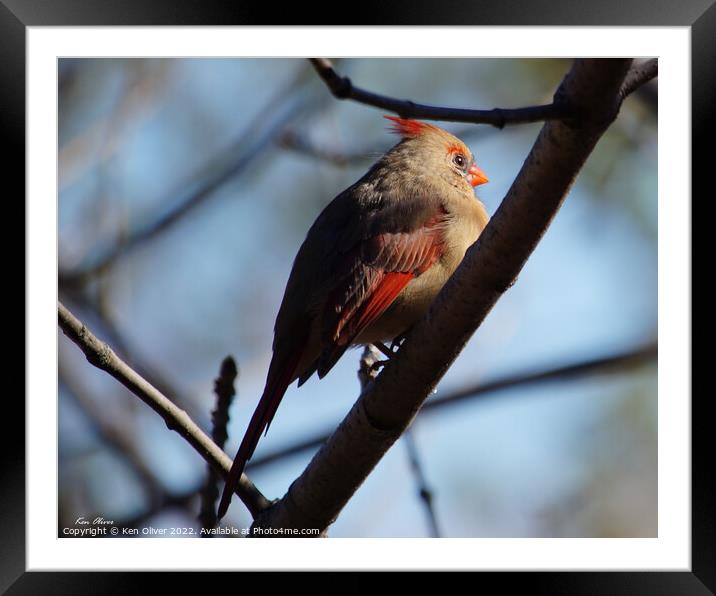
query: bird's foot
[
  {"left": 374, "top": 334, "right": 408, "bottom": 360},
  {"left": 368, "top": 334, "right": 408, "bottom": 371},
  {"left": 373, "top": 342, "right": 394, "bottom": 359},
  {"left": 368, "top": 344, "right": 390, "bottom": 372},
  {"left": 389, "top": 332, "right": 408, "bottom": 353},
  {"left": 369, "top": 359, "right": 387, "bottom": 373},
  {"left": 359, "top": 345, "right": 389, "bottom": 386}
]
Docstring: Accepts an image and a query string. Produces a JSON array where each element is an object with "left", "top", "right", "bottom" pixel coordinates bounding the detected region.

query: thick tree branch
[
  {"left": 309, "top": 58, "right": 571, "bottom": 128},
  {"left": 620, "top": 58, "right": 658, "bottom": 99},
  {"left": 58, "top": 301, "right": 271, "bottom": 518},
  {"left": 252, "top": 58, "right": 634, "bottom": 535}
]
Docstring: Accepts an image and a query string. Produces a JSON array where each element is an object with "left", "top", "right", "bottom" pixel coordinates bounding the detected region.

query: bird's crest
[{"left": 384, "top": 115, "right": 440, "bottom": 139}]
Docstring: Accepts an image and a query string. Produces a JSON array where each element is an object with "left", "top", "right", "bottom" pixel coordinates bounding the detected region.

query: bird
[{"left": 218, "top": 116, "right": 489, "bottom": 519}]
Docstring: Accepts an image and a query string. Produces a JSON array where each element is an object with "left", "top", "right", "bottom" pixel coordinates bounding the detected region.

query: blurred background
[{"left": 57, "top": 58, "right": 657, "bottom": 538}]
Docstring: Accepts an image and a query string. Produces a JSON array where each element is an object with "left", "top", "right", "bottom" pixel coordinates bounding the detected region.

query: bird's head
[{"left": 384, "top": 116, "right": 489, "bottom": 190}]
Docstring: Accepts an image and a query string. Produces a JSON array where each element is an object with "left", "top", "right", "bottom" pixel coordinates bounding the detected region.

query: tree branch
[
  {"left": 251, "top": 58, "right": 634, "bottom": 535},
  {"left": 309, "top": 58, "right": 571, "bottom": 128},
  {"left": 199, "top": 356, "right": 239, "bottom": 533},
  {"left": 403, "top": 429, "right": 440, "bottom": 538},
  {"left": 620, "top": 58, "right": 658, "bottom": 99},
  {"left": 244, "top": 341, "right": 656, "bottom": 470},
  {"left": 58, "top": 301, "right": 271, "bottom": 519}
]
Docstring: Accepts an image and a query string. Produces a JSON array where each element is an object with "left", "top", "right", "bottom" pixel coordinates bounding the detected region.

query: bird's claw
[
  {"left": 373, "top": 335, "right": 408, "bottom": 360},
  {"left": 370, "top": 359, "right": 387, "bottom": 372},
  {"left": 389, "top": 333, "right": 408, "bottom": 353},
  {"left": 373, "top": 342, "right": 394, "bottom": 359}
]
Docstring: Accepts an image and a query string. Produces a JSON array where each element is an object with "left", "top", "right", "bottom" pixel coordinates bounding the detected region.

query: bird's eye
[{"left": 452, "top": 153, "right": 466, "bottom": 169}]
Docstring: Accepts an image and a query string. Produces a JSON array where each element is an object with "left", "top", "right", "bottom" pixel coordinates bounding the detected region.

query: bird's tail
[{"left": 217, "top": 348, "right": 303, "bottom": 520}]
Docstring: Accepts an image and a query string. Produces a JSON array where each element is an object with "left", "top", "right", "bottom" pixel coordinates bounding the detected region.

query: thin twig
[
  {"left": 403, "top": 429, "right": 440, "bottom": 538},
  {"left": 199, "top": 356, "right": 239, "bottom": 534},
  {"left": 58, "top": 301, "right": 271, "bottom": 518},
  {"left": 620, "top": 58, "right": 658, "bottom": 99},
  {"left": 309, "top": 58, "right": 570, "bottom": 128}
]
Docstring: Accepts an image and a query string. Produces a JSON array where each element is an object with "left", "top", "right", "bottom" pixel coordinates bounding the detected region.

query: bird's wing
[{"left": 315, "top": 204, "right": 448, "bottom": 377}]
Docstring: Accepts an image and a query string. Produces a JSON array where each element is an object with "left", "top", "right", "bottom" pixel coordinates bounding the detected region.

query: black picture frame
[{"left": 7, "top": 1, "right": 706, "bottom": 592}]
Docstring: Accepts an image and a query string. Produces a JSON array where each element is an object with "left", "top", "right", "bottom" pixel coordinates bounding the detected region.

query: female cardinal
[{"left": 218, "top": 116, "right": 489, "bottom": 519}]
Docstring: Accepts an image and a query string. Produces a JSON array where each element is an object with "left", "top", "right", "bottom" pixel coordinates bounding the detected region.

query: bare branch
[
  {"left": 58, "top": 301, "right": 271, "bottom": 518},
  {"left": 403, "top": 429, "right": 440, "bottom": 538},
  {"left": 620, "top": 58, "right": 658, "bottom": 99},
  {"left": 309, "top": 58, "right": 570, "bottom": 128},
  {"left": 199, "top": 356, "right": 239, "bottom": 533},
  {"left": 251, "top": 58, "right": 634, "bottom": 535}
]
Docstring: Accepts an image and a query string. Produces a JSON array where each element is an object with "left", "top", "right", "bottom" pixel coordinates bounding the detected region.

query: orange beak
[{"left": 467, "top": 163, "right": 489, "bottom": 187}]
